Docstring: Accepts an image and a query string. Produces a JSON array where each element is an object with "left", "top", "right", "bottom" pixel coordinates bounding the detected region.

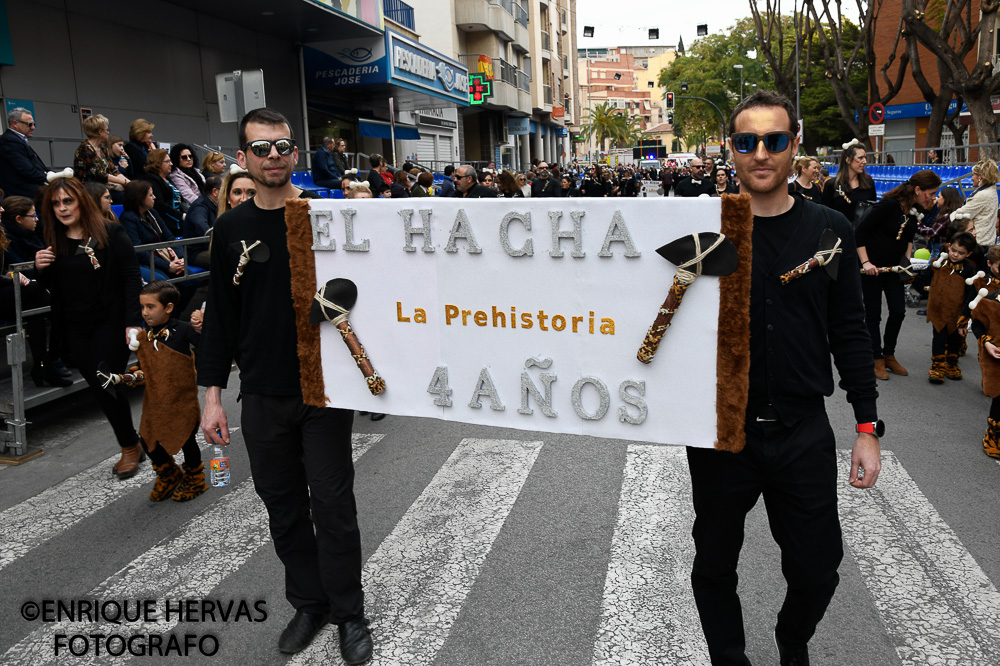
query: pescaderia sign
[{"left": 284, "top": 198, "right": 752, "bottom": 450}]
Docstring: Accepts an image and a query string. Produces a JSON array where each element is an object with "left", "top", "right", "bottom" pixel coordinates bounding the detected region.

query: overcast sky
[{"left": 574, "top": 0, "right": 856, "bottom": 52}]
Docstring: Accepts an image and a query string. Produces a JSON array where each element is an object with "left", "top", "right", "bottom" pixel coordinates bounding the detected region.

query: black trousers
[
  {"left": 861, "top": 273, "right": 906, "bottom": 358},
  {"left": 686, "top": 411, "right": 843, "bottom": 666},
  {"left": 141, "top": 427, "right": 202, "bottom": 467},
  {"left": 68, "top": 323, "right": 138, "bottom": 450},
  {"left": 931, "top": 326, "right": 964, "bottom": 357},
  {"left": 241, "top": 393, "right": 364, "bottom": 623}
]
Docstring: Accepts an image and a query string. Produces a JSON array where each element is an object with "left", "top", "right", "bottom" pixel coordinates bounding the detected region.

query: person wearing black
[
  {"left": 198, "top": 108, "right": 372, "bottom": 665},
  {"left": 686, "top": 91, "right": 881, "bottom": 666},
  {"left": 366, "top": 153, "right": 392, "bottom": 198},
  {"left": 0, "top": 195, "right": 71, "bottom": 387},
  {"left": 581, "top": 166, "right": 611, "bottom": 197},
  {"left": 312, "top": 137, "right": 340, "bottom": 190},
  {"left": 674, "top": 158, "right": 715, "bottom": 197},
  {"left": 788, "top": 156, "right": 823, "bottom": 203},
  {"left": 821, "top": 139, "right": 877, "bottom": 223},
  {"left": 138, "top": 149, "right": 186, "bottom": 236},
  {"left": 331, "top": 138, "right": 350, "bottom": 186},
  {"left": 856, "top": 170, "right": 941, "bottom": 380},
  {"left": 453, "top": 165, "right": 498, "bottom": 198},
  {"left": 712, "top": 166, "right": 739, "bottom": 196},
  {"left": 558, "top": 174, "right": 580, "bottom": 197},
  {"left": 0, "top": 108, "right": 47, "bottom": 198},
  {"left": 530, "top": 162, "right": 558, "bottom": 197},
  {"left": 34, "top": 177, "right": 145, "bottom": 479},
  {"left": 185, "top": 174, "right": 221, "bottom": 255}
]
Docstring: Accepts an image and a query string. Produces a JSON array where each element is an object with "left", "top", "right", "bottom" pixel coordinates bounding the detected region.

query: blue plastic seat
[
  {"left": 290, "top": 172, "right": 303, "bottom": 186},
  {"left": 332, "top": 189, "right": 345, "bottom": 199},
  {"left": 110, "top": 205, "right": 124, "bottom": 218}
]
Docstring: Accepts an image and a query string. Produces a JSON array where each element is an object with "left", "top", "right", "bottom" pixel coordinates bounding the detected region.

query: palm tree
[{"left": 580, "top": 102, "right": 621, "bottom": 153}]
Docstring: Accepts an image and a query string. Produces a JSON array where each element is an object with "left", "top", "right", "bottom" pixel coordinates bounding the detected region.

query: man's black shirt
[
  {"left": 198, "top": 190, "right": 318, "bottom": 395},
  {"left": 748, "top": 195, "right": 878, "bottom": 424}
]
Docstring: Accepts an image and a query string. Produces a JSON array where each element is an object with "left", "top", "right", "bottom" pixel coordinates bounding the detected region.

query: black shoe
[
  {"left": 370, "top": 412, "right": 386, "bottom": 421},
  {"left": 277, "top": 610, "right": 328, "bottom": 654},
  {"left": 49, "top": 358, "right": 73, "bottom": 379},
  {"left": 774, "top": 630, "right": 810, "bottom": 666},
  {"left": 338, "top": 617, "right": 373, "bottom": 665},
  {"left": 31, "top": 362, "right": 72, "bottom": 388}
]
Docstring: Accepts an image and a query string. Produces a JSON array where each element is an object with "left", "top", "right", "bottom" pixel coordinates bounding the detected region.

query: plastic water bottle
[{"left": 210, "top": 445, "right": 230, "bottom": 487}]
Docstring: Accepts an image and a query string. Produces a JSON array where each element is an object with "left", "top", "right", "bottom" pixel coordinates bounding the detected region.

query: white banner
[{"left": 304, "top": 198, "right": 725, "bottom": 448}]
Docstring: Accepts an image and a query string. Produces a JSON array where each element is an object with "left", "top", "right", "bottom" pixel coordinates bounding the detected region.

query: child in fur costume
[
  {"left": 926, "top": 233, "right": 977, "bottom": 383},
  {"left": 969, "top": 249, "right": 1000, "bottom": 459},
  {"left": 135, "top": 280, "right": 207, "bottom": 501}
]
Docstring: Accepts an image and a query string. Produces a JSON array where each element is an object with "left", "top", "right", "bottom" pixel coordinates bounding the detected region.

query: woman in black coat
[
  {"left": 138, "top": 148, "right": 185, "bottom": 236},
  {"left": 821, "top": 139, "right": 877, "bottom": 223},
  {"left": 118, "top": 180, "right": 186, "bottom": 283},
  {"left": 34, "top": 177, "right": 144, "bottom": 478},
  {"left": 855, "top": 169, "right": 942, "bottom": 379}
]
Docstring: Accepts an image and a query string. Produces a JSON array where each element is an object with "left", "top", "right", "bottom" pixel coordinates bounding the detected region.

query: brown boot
[
  {"left": 172, "top": 462, "right": 208, "bottom": 502},
  {"left": 114, "top": 444, "right": 143, "bottom": 480},
  {"left": 874, "top": 357, "right": 889, "bottom": 380},
  {"left": 928, "top": 355, "right": 946, "bottom": 384},
  {"left": 149, "top": 460, "right": 184, "bottom": 501},
  {"left": 943, "top": 354, "right": 962, "bottom": 380},
  {"left": 983, "top": 418, "right": 1000, "bottom": 459},
  {"left": 884, "top": 355, "right": 908, "bottom": 376},
  {"left": 112, "top": 447, "right": 146, "bottom": 475}
]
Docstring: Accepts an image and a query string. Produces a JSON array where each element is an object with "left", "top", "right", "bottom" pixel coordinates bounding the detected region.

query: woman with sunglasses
[
  {"left": 821, "top": 139, "right": 876, "bottom": 223},
  {"left": 201, "top": 151, "right": 227, "bottom": 177},
  {"left": 34, "top": 177, "right": 145, "bottom": 478},
  {"left": 855, "top": 169, "right": 942, "bottom": 380},
  {"left": 169, "top": 144, "right": 207, "bottom": 206}
]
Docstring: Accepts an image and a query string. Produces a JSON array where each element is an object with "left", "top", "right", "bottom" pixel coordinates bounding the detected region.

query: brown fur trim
[
  {"left": 974, "top": 299, "right": 1000, "bottom": 397},
  {"left": 715, "top": 194, "right": 753, "bottom": 452},
  {"left": 927, "top": 266, "right": 966, "bottom": 333},
  {"left": 285, "top": 199, "right": 329, "bottom": 408},
  {"left": 137, "top": 340, "right": 200, "bottom": 456}
]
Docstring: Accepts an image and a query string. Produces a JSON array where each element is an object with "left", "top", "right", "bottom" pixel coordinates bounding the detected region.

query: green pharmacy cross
[{"left": 468, "top": 74, "right": 493, "bottom": 105}]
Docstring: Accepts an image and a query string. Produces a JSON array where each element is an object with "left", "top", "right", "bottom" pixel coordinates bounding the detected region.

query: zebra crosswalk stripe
[
  {"left": 592, "top": 444, "right": 710, "bottom": 666},
  {"left": 0, "top": 433, "right": 383, "bottom": 665},
  {"left": 836, "top": 450, "right": 1000, "bottom": 665},
  {"left": 289, "top": 437, "right": 543, "bottom": 666},
  {"left": 0, "top": 428, "right": 238, "bottom": 572}
]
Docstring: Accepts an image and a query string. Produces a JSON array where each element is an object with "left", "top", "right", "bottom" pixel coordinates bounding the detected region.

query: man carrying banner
[
  {"left": 685, "top": 91, "right": 881, "bottom": 666},
  {"left": 198, "top": 108, "right": 373, "bottom": 664}
]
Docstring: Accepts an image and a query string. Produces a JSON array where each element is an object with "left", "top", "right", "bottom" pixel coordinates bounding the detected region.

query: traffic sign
[
  {"left": 869, "top": 103, "right": 886, "bottom": 125},
  {"left": 868, "top": 123, "right": 885, "bottom": 136}
]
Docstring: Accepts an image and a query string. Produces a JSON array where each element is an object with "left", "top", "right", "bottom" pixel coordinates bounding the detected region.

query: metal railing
[
  {"left": 514, "top": 2, "right": 528, "bottom": 27},
  {"left": 457, "top": 54, "right": 523, "bottom": 90},
  {"left": 382, "top": 0, "right": 415, "bottom": 30},
  {"left": 516, "top": 69, "right": 531, "bottom": 92},
  {"left": 1, "top": 236, "right": 211, "bottom": 458},
  {"left": 490, "top": 0, "right": 514, "bottom": 15}
]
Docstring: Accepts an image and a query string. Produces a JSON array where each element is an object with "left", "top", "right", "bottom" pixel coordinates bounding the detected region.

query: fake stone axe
[
  {"left": 780, "top": 229, "right": 841, "bottom": 285},
  {"left": 96, "top": 361, "right": 144, "bottom": 394},
  {"left": 310, "top": 278, "right": 386, "bottom": 395},
  {"left": 637, "top": 232, "right": 739, "bottom": 364}
]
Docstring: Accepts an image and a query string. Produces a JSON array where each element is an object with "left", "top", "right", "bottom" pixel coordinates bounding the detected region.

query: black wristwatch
[{"left": 856, "top": 420, "right": 885, "bottom": 437}]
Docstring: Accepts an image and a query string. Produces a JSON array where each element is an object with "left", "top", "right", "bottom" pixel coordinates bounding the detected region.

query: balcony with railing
[
  {"left": 540, "top": 30, "right": 551, "bottom": 59},
  {"left": 459, "top": 54, "right": 526, "bottom": 111},
  {"left": 544, "top": 84, "right": 553, "bottom": 105},
  {"left": 513, "top": 2, "right": 529, "bottom": 51},
  {"left": 456, "top": 0, "right": 516, "bottom": 41},
  {"left": 382, "top": 0, "right": 415, "bottom": 31}
]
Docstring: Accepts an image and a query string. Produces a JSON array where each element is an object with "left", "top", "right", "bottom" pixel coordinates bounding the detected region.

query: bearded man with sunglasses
[
  {"left": 198, "top": 108, "right": 373, "bottom": 664},
  {"left": 674, "top": 158, "right": 716, "bottom": 197},
  {"left": 685, "top": 91, "right": 880, "bottom": 666}
]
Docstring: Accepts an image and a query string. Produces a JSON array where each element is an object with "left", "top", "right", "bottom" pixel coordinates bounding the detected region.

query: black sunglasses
[
  {"left": 731, "top": 131, "right": 794, "bottom": 154},
  {"left": 242, "top": 138, "right": 296, "bottom": 157}
]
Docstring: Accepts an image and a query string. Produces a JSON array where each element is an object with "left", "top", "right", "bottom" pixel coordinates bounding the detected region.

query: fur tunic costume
[
  {"left": 926, "top": 260, "right": 974, "bottom": 333},
  {"left": 136, "top": 323, "right": 201, "bottom": 455},
  {"left": 971, "top": 291, "right": 1000, "bottom": 398}
]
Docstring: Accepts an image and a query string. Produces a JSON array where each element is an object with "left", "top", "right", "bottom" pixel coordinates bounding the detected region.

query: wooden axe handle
[
  {"left": 780, "top": 258, "right": 820, "bottom": 285},
  {"left": 637, "top": 275, "right": 692, "bottom": 364},
  {"left": 336, "top": 320, "right": 386, "bottom": 395}
]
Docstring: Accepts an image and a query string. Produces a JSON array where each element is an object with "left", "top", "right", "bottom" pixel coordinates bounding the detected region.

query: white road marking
[
  {"left": 289, "top": 437, "right": 543, "bottom": 666},
  {"left": 0, "top": 433, "right": 383, "bottom": 666},
  {"left": 592, "top": 444, "right": 710, "bottom": 666},
  {"left": 837, "top": 450, "right": 1000, "bottom": 666},
  {"left": 0, "top": 428, "right": 238, "bottom": 572}
]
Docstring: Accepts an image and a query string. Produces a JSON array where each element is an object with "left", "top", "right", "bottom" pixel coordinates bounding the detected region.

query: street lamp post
[{"left": 733, "top": 64, "right": 744, "bottom": 101}]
